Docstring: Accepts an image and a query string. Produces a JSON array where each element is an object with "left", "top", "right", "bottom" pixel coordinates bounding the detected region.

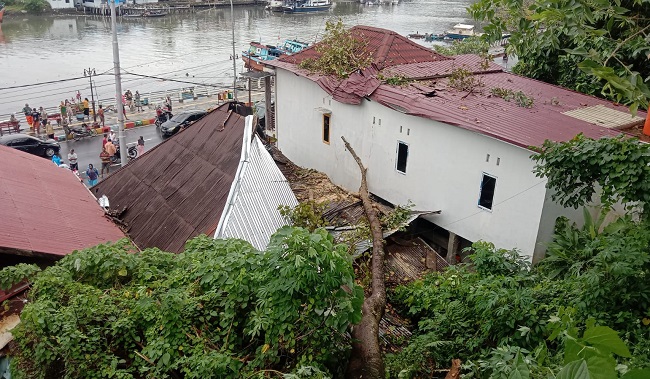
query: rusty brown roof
[
  {"left": 279, "top": 25, "right": 450, "bottom": 69},
  {"left": 269, "top": 26, "right": 646, "bottom": 149},
  {"left": 91, "top": 104, "right": 245, "bottom": 253},
  {"left": 0, "top": 146, "right": 126, "bottom": 258}
]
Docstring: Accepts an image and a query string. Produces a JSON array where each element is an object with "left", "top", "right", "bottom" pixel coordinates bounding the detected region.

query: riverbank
[{"left": 1, "top": 0, "right": 264, "bottom": 18}]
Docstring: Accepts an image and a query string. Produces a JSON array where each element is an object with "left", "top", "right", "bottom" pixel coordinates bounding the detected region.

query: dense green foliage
[
  {"left": 21, "top": 0, "right": 51, "bottom": 14},
  {"left": 388, "top": 223, "right": 650, "bottom": 377},
  {"left": 4, "top": 228, "right": 363, "bottom": 379},
  {"left": 388, "top": 202, "right": 650, "bottom": 377},
  {"left": 298, "top": 20, "right": 373, "bottom": 79},
  {"left": 532, "top": 134, "right": 650, "bottom": 215},
  {"left": 469, "top": 0, "right": 650, "bottom": 113}
]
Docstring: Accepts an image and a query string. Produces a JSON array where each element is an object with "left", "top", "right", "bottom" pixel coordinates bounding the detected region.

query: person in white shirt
[{"left": 68, "top": 149, "right": 78, "bottom": 171}]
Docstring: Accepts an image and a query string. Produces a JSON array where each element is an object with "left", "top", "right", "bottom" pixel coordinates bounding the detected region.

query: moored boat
[
  {"left": 283, "top": 0, "right": 331, "bottom": 13},
  {"left": 242, "top": 39, "right": 308, "bottom": 71},
  {"left": 266, "top": 0, "right": 289, "bottom": 12},
  {"left": 444, "top": 24, "right": 479, "bottom": 40}
]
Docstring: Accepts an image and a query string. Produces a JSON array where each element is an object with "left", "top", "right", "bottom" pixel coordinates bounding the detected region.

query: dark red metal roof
[
  {"left": 0, "top": 146, "right": 125, "bottom": 257},
  {"left": 91, "top": 104, "right": 245, "bottom": 253},
  {"left": 279, "top": 25, "right": 450, "bottom": 69},
  {"left": 270, "top": 25, "right": 646, "bottom": 148}
]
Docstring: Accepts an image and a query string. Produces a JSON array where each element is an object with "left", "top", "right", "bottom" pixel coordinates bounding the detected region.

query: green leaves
[
  {"left": 9, "top": 229, "right": 362, "bottom": 378},
  {"left": 469, "top": 0, "right": 649, "bottom": 111},
  {"left": 582, "top": 326, "right": 631, "bottom": 358},
  {"left": 556, "top": 360, "right": 591, "bottom": 379}
]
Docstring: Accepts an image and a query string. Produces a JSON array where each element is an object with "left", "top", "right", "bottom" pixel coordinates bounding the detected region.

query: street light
[{"left": 83, "top": 68, "right": 97, "bottom": 123}]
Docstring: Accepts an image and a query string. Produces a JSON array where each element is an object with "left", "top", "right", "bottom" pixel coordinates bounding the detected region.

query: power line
[
  {"left": 122, "top": 70, "right": 227, "bottom": 88},
  {"left": 0, "top": 76, "right": 90, "bottom": 91}
]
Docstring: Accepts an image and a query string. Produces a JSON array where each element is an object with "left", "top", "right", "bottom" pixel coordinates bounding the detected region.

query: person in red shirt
[{"left": 99, "top": 147, "right": 111, "bottom": 178}]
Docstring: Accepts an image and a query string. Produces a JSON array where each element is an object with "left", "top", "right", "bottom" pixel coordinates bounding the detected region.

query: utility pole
[
  {"left": 84, "top": 68, "right": 97, "bottom": 122},
  {"left": 110, "top": 0, "right": 127, "bottom": 166},
  {"left": 230, "top": 0, "right": 237, "bottom": 101}
]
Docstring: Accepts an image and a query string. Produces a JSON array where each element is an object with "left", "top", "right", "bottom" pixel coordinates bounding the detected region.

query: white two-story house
[{"left": 266, "top": 25, "right": 646, "bottom": 262}]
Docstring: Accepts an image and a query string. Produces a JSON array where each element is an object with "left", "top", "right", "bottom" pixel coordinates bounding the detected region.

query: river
[{"left": 0, "top": 0, "right": 474, "bottom": 118}]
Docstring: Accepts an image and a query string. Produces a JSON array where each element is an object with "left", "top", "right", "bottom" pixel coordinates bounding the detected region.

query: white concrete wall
[
  {"left": 276, "top": 70, "right": 555, "bottom": 258},
  {"left": 48, "top": 0, "right": 76, "bottom": 9}
]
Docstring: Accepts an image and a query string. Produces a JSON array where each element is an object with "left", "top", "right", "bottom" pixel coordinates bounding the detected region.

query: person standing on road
[
  {"left": 68, "top": 149, "right": 78, "bottom": 171},
  {"left": 65, "top": 99, "right": 73, "bottom": 122},
  {"left": 105, "top": 139, "right": 117, "bottom": 159},
  {"left": 22, "top": 104, "right": 33, "bottom": 131},
  {"left": 100, "top": 147, "right": 111, "bottom": 178},
  {"left": 98, "top": 105, "right": 105, "bottom": 127},
  {"left": 134, "top": 91, "right": 143, "bottom": 112},
  {"left": 40, "top": 107, "right": 48, "bottom": 131},
  {"left": 31, "top": 108, "right": 40, "bottom": 136},
  {"left": 102, "top": 133, "right": 108, "bottom": 147},
  {"left": 137, "top": 136, "right": 145, "bottom": 156},
  {"left": 83, "top": 98, "right": 90, "bottom": 120},
  {"left": 59, "top": 101, "right": 67, "bottom": 122},
  {"left": 45, "top": 122, "right": 54, "bottom": 140},
  {"left": 86, "top": 164, "right": 99, "bottom": 186},
  {"left": 109, "top": 130, "right": 116, "bottom": 142}
]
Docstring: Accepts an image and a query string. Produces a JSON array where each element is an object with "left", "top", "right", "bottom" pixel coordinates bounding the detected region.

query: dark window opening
[
  {"left": 478, "top": 173, "right": 496, "bottom": 210},
  {"left": 396, "top": 142, "right": 408, "bottom": 173},
  {"left": 323, "top": 114, "right": 330, "bottom": 144}
]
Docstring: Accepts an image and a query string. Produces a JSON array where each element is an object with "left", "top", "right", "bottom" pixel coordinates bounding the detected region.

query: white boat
[
  {"left": 283, "top": 0, "right": 332, "bottom": 13},
  {"left": 444, "top": 24, "right": 480, "bottom": 40}
]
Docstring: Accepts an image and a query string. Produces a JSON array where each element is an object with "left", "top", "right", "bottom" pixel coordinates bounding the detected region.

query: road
[{"left": 58, "top": 123, "right": 164, "bottom": 184}]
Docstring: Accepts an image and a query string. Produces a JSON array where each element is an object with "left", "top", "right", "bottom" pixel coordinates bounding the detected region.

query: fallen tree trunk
[{"left": 342, "top": 136, "right": 386, "bottom": 379}]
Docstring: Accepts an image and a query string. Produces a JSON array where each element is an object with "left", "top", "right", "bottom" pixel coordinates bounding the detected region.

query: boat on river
[
  {"left": 425, "top": 24, "right": 481, "bottom": 41},
  {"left": 266, "top": 0, "right": 288, "bottom": 12},
  {"left": 242, "top": 39, "right": 309, "bottom": 71},
  {"left": 123, "top": 10, "right": 168, "bottom": 18},
  {"left": 283, "top": 0, "right": 332, "bottom": 13}
]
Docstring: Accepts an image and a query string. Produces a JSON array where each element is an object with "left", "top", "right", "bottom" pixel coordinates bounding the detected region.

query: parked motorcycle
[
  {"left": 63, "top": 123, "right": 97, "bottom": 141},
  {"left": 110, "top": 144, "right": 138, "bottom": 164}
]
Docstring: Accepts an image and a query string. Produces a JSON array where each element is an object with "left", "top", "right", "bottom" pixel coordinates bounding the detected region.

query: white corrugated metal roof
[
  {"left": 215, "top": 117, "right": 298, "bottom": 250},
  {"left": 563, "top": 105, "right": 644, "bottom": 129}
]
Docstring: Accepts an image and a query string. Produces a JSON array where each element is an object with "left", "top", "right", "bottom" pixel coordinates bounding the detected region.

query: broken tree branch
[{"left": 342, "top": 136, "right": 387, "bottom": 379}]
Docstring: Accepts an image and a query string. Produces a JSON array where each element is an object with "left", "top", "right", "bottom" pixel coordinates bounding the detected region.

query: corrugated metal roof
[
  {"left": 0, "top": 146, "right": 125, "bottom": 257},
  {"left": 215, "top": 117, "right": 298, "bottom": 250},
  {"left": 92, "top": 104, "right": 245, "bottom": 253},
  {"left": 269, "top": 25, "right": 646, "bottom": 148},
  {"left": 562, "top": 104, "right": 644, "bottom": 129},
  {"left": 277, "top": 25, "right": 449, "bottom": 69}
]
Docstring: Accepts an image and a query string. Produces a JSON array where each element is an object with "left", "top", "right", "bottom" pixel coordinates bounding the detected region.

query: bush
[{"left": 22, "top": 0, "right": 51, "bottom": 14}]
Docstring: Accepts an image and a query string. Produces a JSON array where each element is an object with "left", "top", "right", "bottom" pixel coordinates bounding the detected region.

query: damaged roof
[
  {"left": 215, "top": 118, "right": 298, "bottom": 250},
  {"left": 92, "top": 104, "right": 245, "bottom": 253},
  {"left": 0, "top": 146, "right": 125, "bottom": 258},
  {"left": 269, "top": 26, "right": 646, "bottom": 149}
]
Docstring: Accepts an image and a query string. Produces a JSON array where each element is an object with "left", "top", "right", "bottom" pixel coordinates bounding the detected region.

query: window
[
  {"left": 322, "top": 114, "right": 330, "bottom": 144},
  {"left": 478, "top": 173, "right": 497, "bottom": 210},
  {"left": 396, "top": 141, "right": 408, "bottom": 173}
]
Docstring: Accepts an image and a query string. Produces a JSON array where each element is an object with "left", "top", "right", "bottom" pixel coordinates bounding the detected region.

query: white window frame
[
  {"left": 478, "top": 172, "right": 497, "bottom": 211},
  {"left": 396, "top": 141, "right": 409, "bottom": 174}
]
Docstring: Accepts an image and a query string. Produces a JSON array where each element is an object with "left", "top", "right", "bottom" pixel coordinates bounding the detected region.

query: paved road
[{"left": 58, "top": 123, "right": 164, "bottom": 184}]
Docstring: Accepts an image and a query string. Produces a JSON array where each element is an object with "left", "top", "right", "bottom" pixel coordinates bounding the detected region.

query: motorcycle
[
  {"left": 110, "top": 144, "right": 138, "bottom": 164},
  {"left": 64, "top": 122, "right": 97, "bottom": 141},
  {"left": 154, "top": 108, "right": 173, "bottom": 127}
]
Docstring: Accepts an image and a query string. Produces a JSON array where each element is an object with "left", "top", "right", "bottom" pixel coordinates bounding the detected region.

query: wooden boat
[
  {"left": 242, "top": 39, "right": 308, "bottom": 71},
  {"left": 283, "top": 0, "right": 331, "bottom": 13},
  {"left": 123, "top": 10, "right": 168, "bottom": 18}
]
